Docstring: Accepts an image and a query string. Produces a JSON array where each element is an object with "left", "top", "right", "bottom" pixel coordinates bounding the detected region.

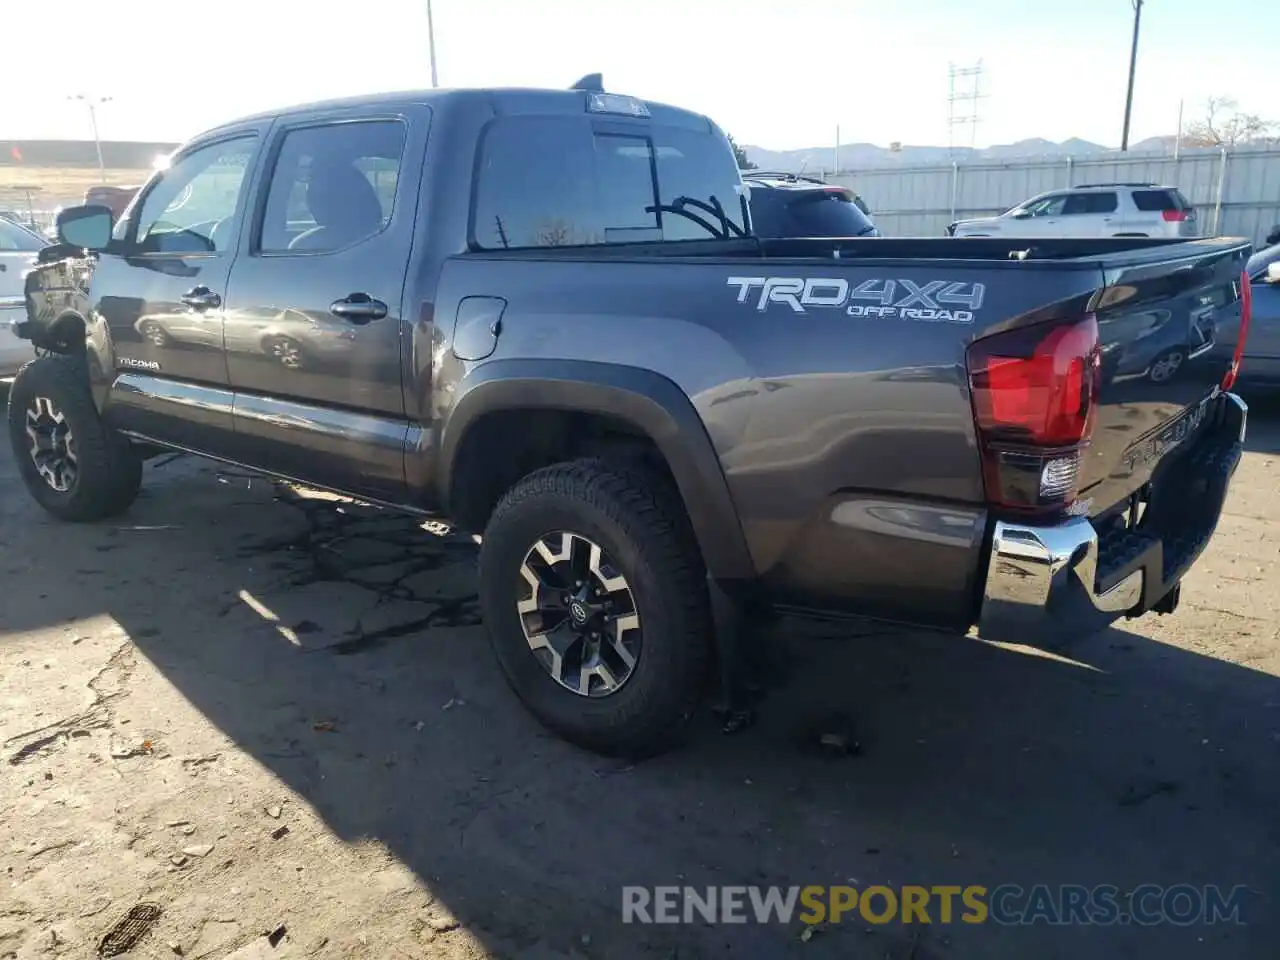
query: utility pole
[
  {"left": 1174, "top": 98, "right": 1184, "bottom": 161},
  {"left": 70, "top": 94, "right": 112, "bottom": 178},
  {"left": 426, "top": 0, "right": 439, "bottom": 88},
  {"left": 1120, "top": 0, "right": 1143, "bottom": 151}
]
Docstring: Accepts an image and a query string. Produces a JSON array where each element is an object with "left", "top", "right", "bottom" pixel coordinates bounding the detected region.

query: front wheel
[
  {"left": 138, "top": 320, "right": 170, "bottom": 348},
  {"left": 263, "top": 336, "right": 306, "bottom": 370},
  {"left": 7, "top": 355, "right": 142, "bottom": 521},
  {"left": 478, "top": 458, "right": 713, "bottom": 758}
]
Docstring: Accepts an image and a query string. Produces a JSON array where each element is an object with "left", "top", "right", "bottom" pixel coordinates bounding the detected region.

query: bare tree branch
[{"left": 1183, "top": 96, "right": 1278, "bottom": 147}]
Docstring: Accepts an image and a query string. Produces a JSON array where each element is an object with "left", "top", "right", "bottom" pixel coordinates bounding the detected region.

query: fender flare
[{"left": 439, "top": 358, "right": 757, "bottom": 581}]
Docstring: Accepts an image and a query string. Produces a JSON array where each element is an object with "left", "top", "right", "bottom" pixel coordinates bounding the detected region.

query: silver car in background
[
  {"left": 1238, "top": 243, "right": 1280, "bottom": 385},
  {"left": 1, "top": 218, "right": 48, "bottom": 376}
]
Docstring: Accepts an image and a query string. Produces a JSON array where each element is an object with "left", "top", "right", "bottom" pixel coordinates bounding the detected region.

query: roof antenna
[{"left": 571, "top": 73, "right": 604, "bottom": 92}]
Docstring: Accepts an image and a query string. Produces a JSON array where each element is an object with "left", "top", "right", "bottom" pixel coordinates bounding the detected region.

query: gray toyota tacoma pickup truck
[{"left": 8, "top": 78, "right": 1256, "bottom": 757}]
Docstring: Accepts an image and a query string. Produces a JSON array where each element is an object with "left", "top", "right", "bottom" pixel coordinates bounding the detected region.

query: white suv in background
[{"left": 948, "top": 183, "right": 1199, "bottom": 239}]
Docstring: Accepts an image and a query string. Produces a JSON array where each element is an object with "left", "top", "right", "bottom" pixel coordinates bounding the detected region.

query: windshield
[
  {"left": 1002, "top": 194, "right": 1052, "bottom": 217},
  {"left": 0, "top": 217, "right": 48, "bottom": 252}
]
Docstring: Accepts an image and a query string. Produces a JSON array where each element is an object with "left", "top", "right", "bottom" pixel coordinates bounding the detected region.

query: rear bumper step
[{"left": 978, "top": 392, "right": 1246, "bottom": 645}]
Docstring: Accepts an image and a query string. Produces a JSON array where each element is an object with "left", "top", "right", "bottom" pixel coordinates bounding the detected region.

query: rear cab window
[{"left": 472, "top": 110, "right": 747, "bottom": 249}]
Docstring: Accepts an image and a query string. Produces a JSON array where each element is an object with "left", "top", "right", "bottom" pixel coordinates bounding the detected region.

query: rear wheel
[
  {"left": 1148, "top": 348, "right": 1185, "bottom": 383},
  {"left": 7, "top": 355, "right": 142, "bottom": 521},
  {"left": 478, "top": 458, "right": 713, "bottom": 758}
]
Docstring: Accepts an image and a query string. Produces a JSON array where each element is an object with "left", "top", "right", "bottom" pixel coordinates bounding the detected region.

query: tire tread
[
  {"left": 480, "top": 457, "right": 712, "bottom": 758},
  {"left": 7, "top": 355, "right": 141, "bottom": 522}
]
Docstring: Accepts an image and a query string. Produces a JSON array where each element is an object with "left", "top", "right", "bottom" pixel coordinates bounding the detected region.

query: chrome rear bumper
[{"left": 978, "top": 393, "right": 1246, "bottom": 645}]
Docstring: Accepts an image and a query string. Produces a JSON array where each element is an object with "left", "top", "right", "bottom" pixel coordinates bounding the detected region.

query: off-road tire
[
  {"left": 478, "top": 458, "right": 713, "bottom": 758},
  {"left": 7, "top": 355, "right": 142, "bottom": 521}
]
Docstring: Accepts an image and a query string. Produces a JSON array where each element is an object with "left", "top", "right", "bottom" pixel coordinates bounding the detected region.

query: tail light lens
[
  {"left": 1222, "top": 270, "right": 1252, "bottom": 391},
  {"left": 967, "top": 315, "right": 1101, "bottom": 516},
  {"left": 1162, "top": 209, "right": 1189, "bottom": 222}
]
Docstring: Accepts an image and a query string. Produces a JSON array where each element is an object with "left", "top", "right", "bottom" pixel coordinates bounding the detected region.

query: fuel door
[{"left": 452, "top": 296, "right": 506, "bottom": 362}]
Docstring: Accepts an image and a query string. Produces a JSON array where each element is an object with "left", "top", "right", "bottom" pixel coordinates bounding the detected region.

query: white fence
[{"left": 829, "top": 145, "right": 1280, "bottom": 246}]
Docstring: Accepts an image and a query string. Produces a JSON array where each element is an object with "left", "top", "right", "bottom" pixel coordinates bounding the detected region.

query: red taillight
[
  {"left": 1162, "top": 209, "right": 1189, "bottom": 222},
  {"left": 1222, "top": 270, "right": 1251, "bottom": 391},
  {"left": 970, "top": 316, "right": 1100, "bottom": 445},
  {"left": 967, "top": 315, "right": 1101, "bottom": 515}
]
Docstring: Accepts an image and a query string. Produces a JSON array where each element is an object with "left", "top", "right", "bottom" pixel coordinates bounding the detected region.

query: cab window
[{"left": 131, "top": 136, "right": 256, "bottom": 254}]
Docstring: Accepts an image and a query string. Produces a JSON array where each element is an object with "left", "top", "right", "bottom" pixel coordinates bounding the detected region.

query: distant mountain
[
  {"left": 1129, "top": 135, "right": 1178, "bottom": 152},
  {"left": 742, "top": 136, "right": 1125, "bottom": 172}
]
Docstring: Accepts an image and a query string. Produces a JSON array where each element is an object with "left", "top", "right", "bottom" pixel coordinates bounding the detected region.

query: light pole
[
  {"left": 1120, "top": 0, "right": 1143, "bottom": 151},
  {"left": 426, "top": 0, "right": 438, "bottom": 88},
  {"left": 70, "top": 94, "right": 112, "bottom": 178}
]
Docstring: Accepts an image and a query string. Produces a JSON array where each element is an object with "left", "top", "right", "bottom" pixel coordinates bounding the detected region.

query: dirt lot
[
  {"left": 1, "top": 391, "right": 1278, "bottom": 960},
  {"left": 1, "top": 167, "right": 149, "bottom": 220}
]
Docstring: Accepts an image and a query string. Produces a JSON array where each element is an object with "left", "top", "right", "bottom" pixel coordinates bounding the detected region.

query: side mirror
[
  {"left": 1012, "top": 211, "right": 1032, "bottom": 220},
  {"left": 56, "top": 204, "right": 114, "bottom": 251},
  {"left": 1267, "top": 262, "right": 1280, "bottom": 285}
]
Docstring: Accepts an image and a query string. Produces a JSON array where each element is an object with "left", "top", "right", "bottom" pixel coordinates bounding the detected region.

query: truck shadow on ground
[
  {"left": 1239, "top": 389, "right": 1280, "bottom": 453},
  {"left": 1, "top": 401, "right": 1278, "bottom": 959}
]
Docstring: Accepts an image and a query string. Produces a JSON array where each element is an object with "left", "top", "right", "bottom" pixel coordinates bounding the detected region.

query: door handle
[
  {"left": 180, "top": 286, "right": 221, "bottom": 310},
  {"left": 330, "top": 292, "right": 388, "bottom": 323}
]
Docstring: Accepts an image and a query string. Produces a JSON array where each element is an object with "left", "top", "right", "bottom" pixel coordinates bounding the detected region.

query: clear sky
[{"left": 5, "top": 0, "right": 1274, "bottom": 151}]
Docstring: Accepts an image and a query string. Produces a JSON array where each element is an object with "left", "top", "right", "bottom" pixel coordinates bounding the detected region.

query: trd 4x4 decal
[{"left": 727, "top": 276, "right": 986, "bottom": 323}]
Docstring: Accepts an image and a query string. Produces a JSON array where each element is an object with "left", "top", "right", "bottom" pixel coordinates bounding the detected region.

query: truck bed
[{"left": 440, "top": 234, "right": 1251, "bottom": 625}]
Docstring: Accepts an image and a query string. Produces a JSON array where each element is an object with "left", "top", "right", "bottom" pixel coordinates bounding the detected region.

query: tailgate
[{"left": 1082, "top": 239, "right": 1250, "bottom": 514}]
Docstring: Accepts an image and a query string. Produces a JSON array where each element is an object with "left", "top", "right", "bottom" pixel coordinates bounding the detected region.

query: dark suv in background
[{"left": 742, "top": 172, "right": 878, "bottom": 238}]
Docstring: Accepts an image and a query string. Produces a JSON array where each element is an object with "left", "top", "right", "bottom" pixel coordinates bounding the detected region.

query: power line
[{"left": 947, "top": 61, "right": 986, "bottom": 155}]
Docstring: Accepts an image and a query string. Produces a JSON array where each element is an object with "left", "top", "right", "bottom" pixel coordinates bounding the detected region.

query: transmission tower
[{"left": 947, "top": 61, "right": 986, "bottom": 154}]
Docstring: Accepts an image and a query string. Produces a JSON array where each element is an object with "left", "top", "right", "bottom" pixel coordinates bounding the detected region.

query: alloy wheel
[
  {"left": 25, "top": 396, "right": 78, "bottom": 493},
  {"left": 271, "top": 339, "right": 304, "bottom": 369},
  {"left": 516, "top": 531, "right": 642, "bottom": 697},
  {"left": 1149, "top": 351, "right": 1184, "bottom": 382}
]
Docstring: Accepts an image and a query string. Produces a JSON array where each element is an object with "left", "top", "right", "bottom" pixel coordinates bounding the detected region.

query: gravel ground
[{"left": 1, "top": 391, "right": 1277, "bottom": 960}]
